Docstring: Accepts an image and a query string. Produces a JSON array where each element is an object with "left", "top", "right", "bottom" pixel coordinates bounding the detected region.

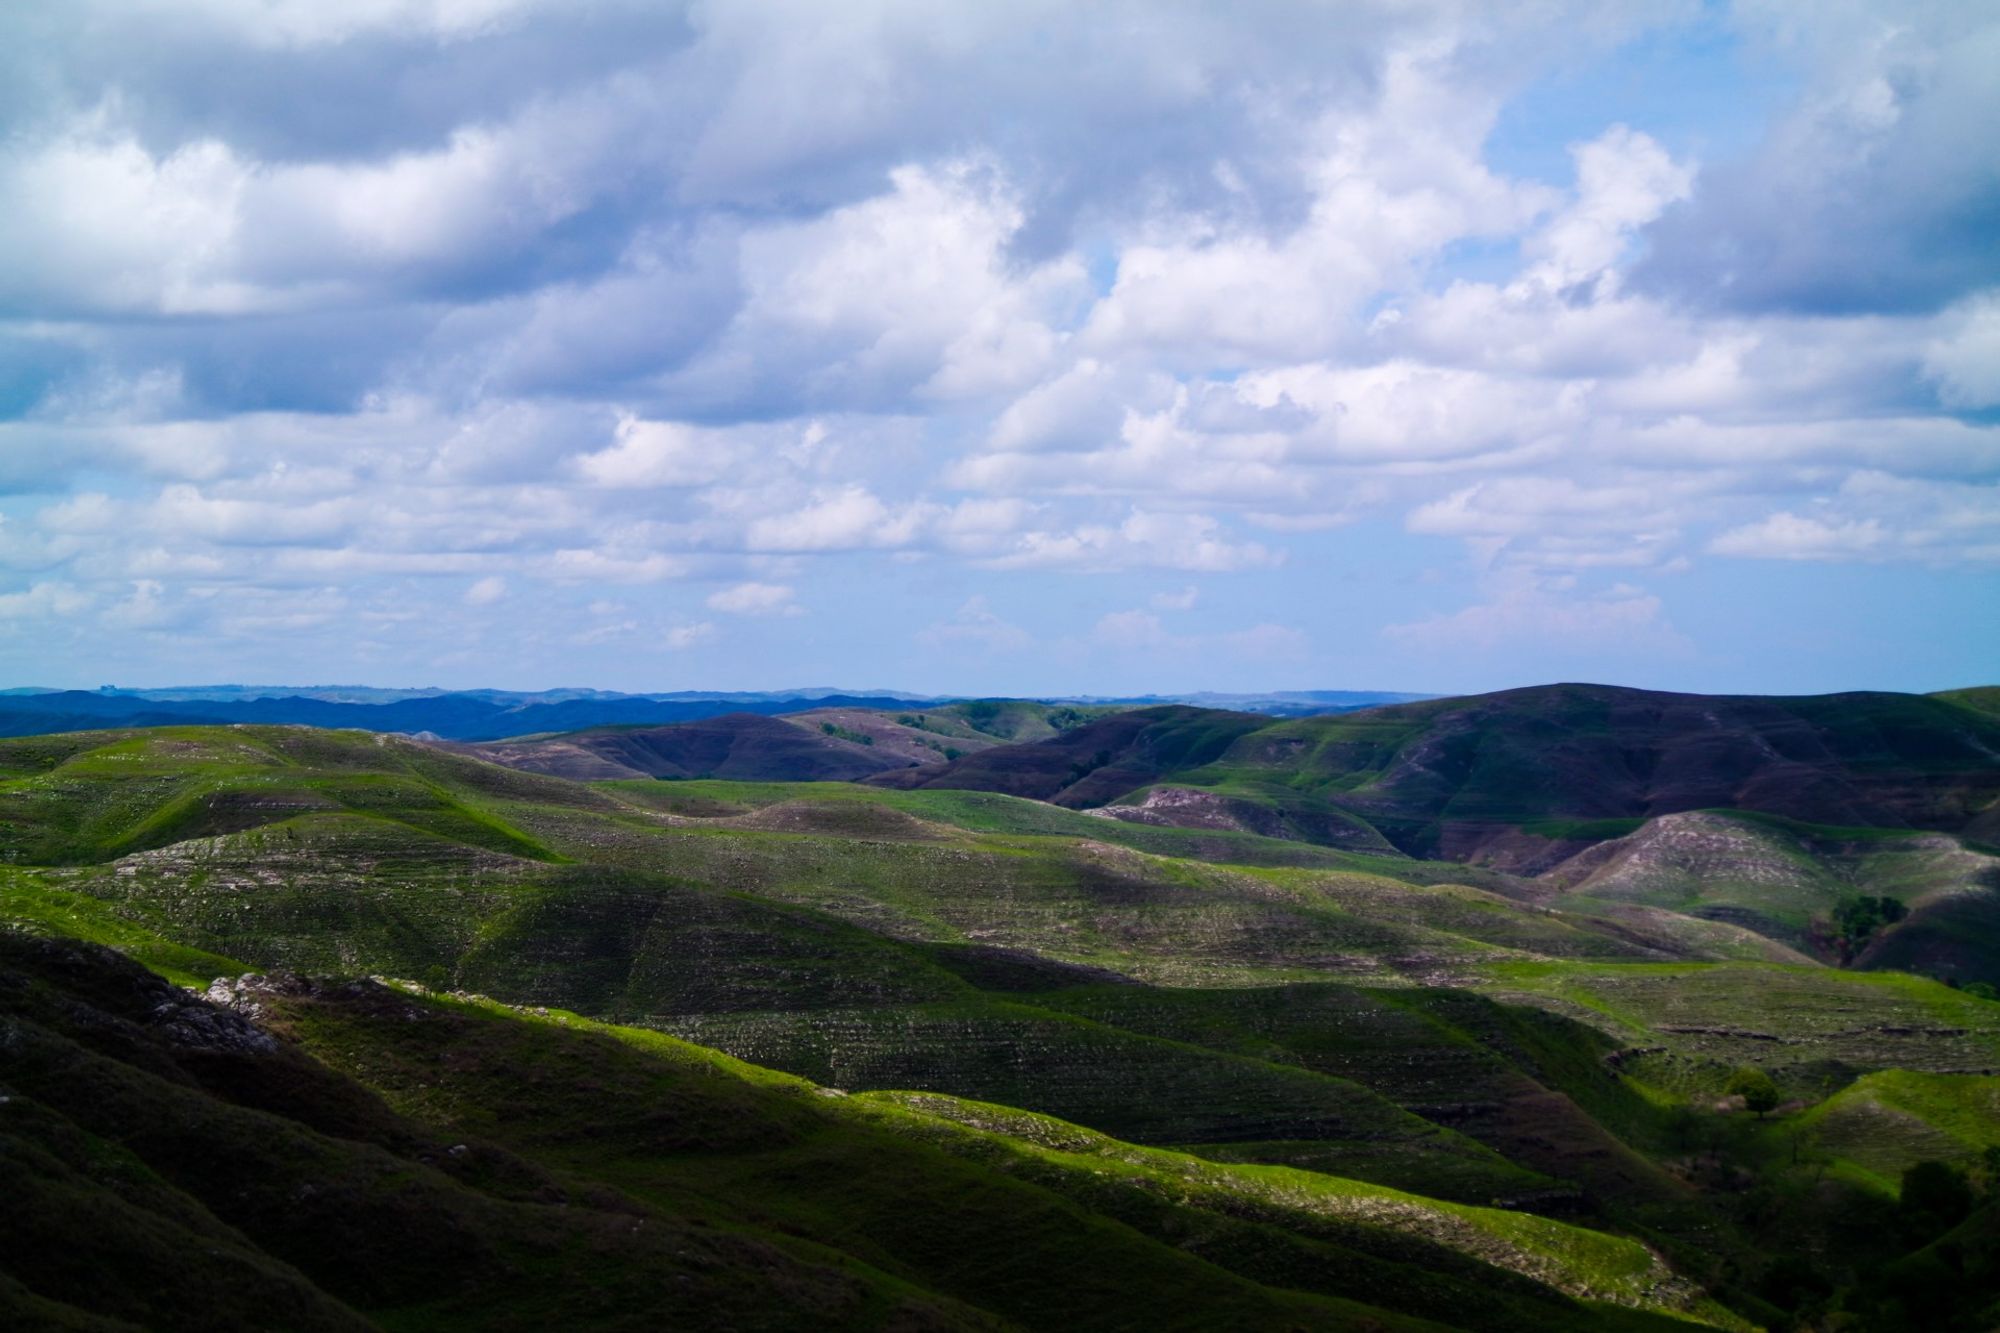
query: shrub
[
  {"left": 1830, "top": 894, "right": 1908, "bottom": 964},
  {"left": 1725, "top": 1064, "right": 1781, "bottom": 1118},
  {"left": 1899, "top": 1160, "right": 1974, "bottom": 1239}
]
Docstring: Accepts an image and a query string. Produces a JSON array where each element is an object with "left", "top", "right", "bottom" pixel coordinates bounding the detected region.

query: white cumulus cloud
[{"left": 706, "top": 581, "right": 801, "bottom": 616}]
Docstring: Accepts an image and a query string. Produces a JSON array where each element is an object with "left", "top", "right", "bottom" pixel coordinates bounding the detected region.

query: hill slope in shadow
[{"left": 873, "top": 684, "right": 2000, "bottom": 868}]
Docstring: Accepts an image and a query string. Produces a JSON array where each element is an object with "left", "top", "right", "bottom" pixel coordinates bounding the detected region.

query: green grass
[
  {"left": 1024, "top": 981, "right": 1697, "bottom": 1218},
  {"left": 1706, "top": 808, "right": 1942, "bottom": 846},
  {"left": 599, "top": 776, "right": 1417, "bottom": 869},
  {"left": 990, "top": 685, "right": 2000, "bottom": 870},
  {"left": 1552, "top": 813, "right": 1843, "bottom": 941},
  {"left": 1933, "top": 686, "right": 2000, "bottom": 720},
  {"left": 0, "top": 727, "right": 577, "bottom": 866},
  {"left": 1544, "top": 808, "right": 2000, "bottom": 977},
  {"left": 7, "top": 721, "right": 2000, "bottom": 1328},
  {"left": 0, "top": 869, "right": 248, "bottom": 986},
  {"left": 1473, "top": 960, "right": 2000, "bottom": 1102},
  {"left": 849, "top": 1091, "right": 1733, "bottom": 1323},
  {"left": 357, "top": 980, "right": 1740, "bottom": 1329},
  {"left": 652, "top": 995, "right": 1507, "bottom": 1171},
  {"left": 0, "top": 931, "right": 987, "bottom": 1332},
  {"left": 1785, "top": 1071, "right": 2000, "bottom": 1191}
]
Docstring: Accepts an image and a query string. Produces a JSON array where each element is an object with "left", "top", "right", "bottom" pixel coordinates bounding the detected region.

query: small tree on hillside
[
  {"left": 1829, "top": 894, "right": 1909, "bottom": 964},
  {"left": 1726, "top": 1064, "right": 1782, "bottom": 1118}
]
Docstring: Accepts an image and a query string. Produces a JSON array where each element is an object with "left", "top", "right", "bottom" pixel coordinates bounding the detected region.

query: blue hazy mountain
[{"left": 0, "top": 685, "right": 1426, "bottom": 741}]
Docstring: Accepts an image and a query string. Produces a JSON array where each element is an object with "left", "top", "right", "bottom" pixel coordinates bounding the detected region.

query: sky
[{"left": 1, "top": 0, "right": 1996, "bottom": 698}]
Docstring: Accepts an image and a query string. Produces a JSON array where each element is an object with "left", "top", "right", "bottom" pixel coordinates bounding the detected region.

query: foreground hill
[
  {"left": 4, "top": 930, "right": 1742, "bottom": 1332},
  {"left": 6, "top": 721, "right": 2000, "bottom": 1328}
]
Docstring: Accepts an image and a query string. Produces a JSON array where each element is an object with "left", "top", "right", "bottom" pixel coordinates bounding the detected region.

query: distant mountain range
[{"left": 0, "top": 685, "right": 1431, "bottom": 740}]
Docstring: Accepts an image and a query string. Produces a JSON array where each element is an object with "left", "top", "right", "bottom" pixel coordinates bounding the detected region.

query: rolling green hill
[
  {"left": 1544, "top": 810, "right": 2000, "bottom": 984},
  {"left": 868, "top": 684, "right": 2000, "bottom": 869},
  {"left": 5, "top": 715, "right": 2000, "bottom": 1329},
  {"left": 451, "top": 700, "right": 1130, "bottom": 782},
  {"left": 3, "top": 930, "right": 1739, "bottom": 1332},
  {"left": 845, "top": 684, "right": 2000, "bottom": 978}
]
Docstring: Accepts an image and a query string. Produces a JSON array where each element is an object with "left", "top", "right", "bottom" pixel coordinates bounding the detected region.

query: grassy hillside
[
  {"left": 924, "top": 699, "right": 1130, "bottom": 742},
  {"left": 868, "top": 706, "right": 1273, "bottom": 805},
  {"left": 0, "top": 931, "right": 977, "bottom": 1332},
  {"left": 871, "top": 684, "right": 2000, "bottom": 871},
  {"left": 2, "top": 930, "right": 1739, "bottom": 1331},
  {"left": 447, "top": 700, "right": 1133, "bottom": 782},
  {"left": 9, "top": 719, "right": 2000, "bottom": 1328},
  {"left": 457, "top": 711, "right": 923, "bottom": 782},
  {"left": 1931, "top": 686, "right": 2000, "bottom": 719},
  {"left": 1785, "top": 1070, "right": 2000, "bottom": 1190},
  {"left": 1545, "top": 810, "right": 2000, "bottom": 984}
]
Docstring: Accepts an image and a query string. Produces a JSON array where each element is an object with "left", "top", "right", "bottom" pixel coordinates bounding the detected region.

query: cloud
[
  {"left": 1405, "top": 476, "right": 1693, "bottom": 572},
  {"left": 987, "top": 359, "right": 1173, "bottom": 455},
  {"left": 467, "top": 232, "right": 743, "bottom": 396},
  {"left": 662, "top": 621, "right": 714, "bottom": 650},
  {"left": 101, "top": 578, "right": 182, "bottom": 630},
  {"left": 1092, "top": 608, "right": 1306, "bottom": 661},
  {"left": 2, "top": 3, "right": 1995, "bottom": 689},
  {"left": 210, "top": 584, "right": 348, "bottom": 635},
  {"left": 669, "top": 160, "right": 1084, "bottom": 415},
  {"left": 0, "top": 130, "right": 250, "bottom": 316},
  {"left": 1245, "top": 360, "right": 1588, "bottom": 464},
  {"left": 1634, "top": 3, "right": 2000, "bottom": 314},
  {"left": 463, "top": 575, "right": 507, "bottom": 605},
  {"left": 1078, "top": 43, "right": 1552, "bottom": 365},
  {"left": 744, "top": 486, "right": 925, "bottom": 553},
  {"left": 120, "top": 0, "right": 548, "bottom": 49},
  {"left": 574, "top": 416, "right": 738, "bottom": 488},
  {"left": 0, "top": 97, "right": 637, "bottom": 317},
  {"left": 1092, "top": 609, "right": 1171, "bottom": 652},
  {"left": 0, "top": 581, "right": 92, "bottom": 622},
  {"left": 918, "top": 596, "right": 1033, "bottom": 654},
  {"left": 1923, "top": 289, "right": 2000, "bottom": 408},
  {"left": 542, "top": 549, "right": 687, "bottom": 584},
  {"left": 1709, "top": 512, "right": 1886, "bottom": 561},
  {"left": 989, "top": 510, "right": 1278, "bottom": 573},
  {"left": 572, "top": 618, "right": 639, "bottom": 646},
  {"left": 1709, "top": 474, "right": 2000, "bottom": 565},
  {"left": 706, "top": 581, "right": 800, "bottom": 616},
  {"left": 1523, "top": 126, "right": 1691, "bottom": 293},
  {"left": 1384, "top": 572, "right": 1690, "bottom": 655}
]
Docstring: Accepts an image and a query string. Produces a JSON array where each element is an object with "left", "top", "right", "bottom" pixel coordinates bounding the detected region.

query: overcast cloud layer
[{"left": 2, "top": 0, "right": 1996, "bottom": 695}]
